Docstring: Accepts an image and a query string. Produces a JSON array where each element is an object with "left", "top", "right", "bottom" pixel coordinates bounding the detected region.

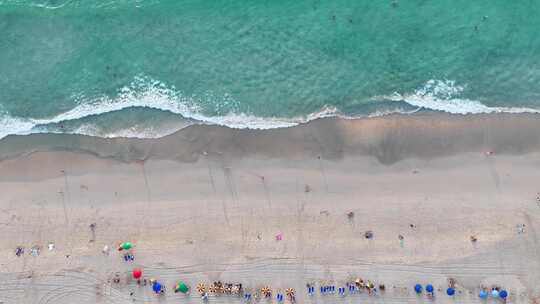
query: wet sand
[{"left": 1, "top": 113, "right": 540, "bottom": 303}]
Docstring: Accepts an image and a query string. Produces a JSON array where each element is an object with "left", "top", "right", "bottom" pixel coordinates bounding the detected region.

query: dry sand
[{"left": 1, "top": 113, "right": 540, "bottom": 303}]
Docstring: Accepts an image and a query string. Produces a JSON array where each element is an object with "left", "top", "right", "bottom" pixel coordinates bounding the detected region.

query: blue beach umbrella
[
  {"left": 446, "top": 287, "right": 455, "bottom": 296},
  {"left": 499, "top": 290, "right": 508, "bottom": 299},
  {"left": 426, "top": 284, "right": 434, "bottom": 293},
  {"left": 479, "top": 290, "right": 488, "bottom": 299},
  {"left": 152, "top": 282, "right": 162, "bottom": 293},
  {"left": 414, "top": 284, "right": 423, "bottom": 293},
  {"left": 491, "top": 289, "right": 499, "bottom": 298}
]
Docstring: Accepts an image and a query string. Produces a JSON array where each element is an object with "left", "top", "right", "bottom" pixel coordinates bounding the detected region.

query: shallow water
[{"left": 1, "top": 0, "right": 540, "bottom": 138}]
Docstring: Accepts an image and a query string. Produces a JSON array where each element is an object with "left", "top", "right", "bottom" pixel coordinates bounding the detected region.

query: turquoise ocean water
[{"left": 1, "top": 0, "right": 540, "bottom": 138}]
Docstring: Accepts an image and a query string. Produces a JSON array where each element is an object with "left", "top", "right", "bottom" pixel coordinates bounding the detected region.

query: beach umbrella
[
  {"left": 491, "top": 289, "right": 499, "bottom": 298},
  {"left": 285, "top": 288, "right": 295, "bottom": 297},
  {"left": 479, "top": 290, "right": 488, "bottom": 299},
  {"left": 119, "top": 242, "right": 132, "bottom": 251},
  {"left": 231, "top": 284, "right": 241, "bottom": 294},
  {"left": 196, "top": 283, "right": 206, "bottom": 295},
  {"left": 426, "top": 284, "right": 434, "bottom": 293},
  {"left": 499, "top": 290, "right": 508, "bottom": 299},
  {"left": 132, "top": 268, "right": 142, "bottom": 279},
  {"left": 414, "top": 284, "right": 423, "bottom": 293},
  {"left": 218, "top": 283, "right": 225, "bottom": 293},
  {"left": 152, "top": 282, "right": 162, "bottom": 294},
  {"left": 447, "top": 287, "right": 455, "bottom": 296},
  {"left": 175, "top": 281, "right": 189, "bottom": 294},
  {"left": 261, "top": 286, "right": 271, "bottom": 297}
]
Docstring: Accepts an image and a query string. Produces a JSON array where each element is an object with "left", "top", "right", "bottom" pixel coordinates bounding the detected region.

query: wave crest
[
  {"left": 0, "top": 76, "right": 339, "bottom": 139},
  {"left": 388, "top": 79, "right": 540, "bottom": 114},
  {"left": 1, "top": 78, "right": 539, "bottom": 140}
]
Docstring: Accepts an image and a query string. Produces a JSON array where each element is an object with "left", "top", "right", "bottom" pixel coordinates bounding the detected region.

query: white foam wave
[
  {"left": 34, "top": 76, "right": 317, "bottom": 129},
  {"left": 1, "top": 0, "right": 74, "bottom": 9},
  {"left": 0, "top": 77, "right": 341, "bottom": 139},
  {"left": 1, "top": 78, "right": 539, "bottom": 140},
  {"left": 69, "top": 123, "right": 188, "bottom": 139},
  {"left": 0, "top": 114, "right": 35, "bottom": 139},
  {"left": 388, "top": 79, "right": 540, "bottom": 114}
]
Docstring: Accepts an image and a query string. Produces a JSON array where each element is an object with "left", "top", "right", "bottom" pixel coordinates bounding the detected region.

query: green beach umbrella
[
  {"left": 119, "top": 242, "right": 133, "bottom": 250},
  {"left": 175, "top": 282, "right": 189, "bottom": 294}
]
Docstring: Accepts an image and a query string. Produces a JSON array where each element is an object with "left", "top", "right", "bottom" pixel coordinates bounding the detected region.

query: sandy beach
[{"left": 1, "top": 113, "right": 540, "bottom": 303}]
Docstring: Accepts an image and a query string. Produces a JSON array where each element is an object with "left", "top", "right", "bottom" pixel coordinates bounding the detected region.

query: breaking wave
[{"left": 0, "top": 78, "right": 538, "bottom": 140}]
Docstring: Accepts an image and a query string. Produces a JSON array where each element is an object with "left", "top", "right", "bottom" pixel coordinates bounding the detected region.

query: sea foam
[
  {"left": 388, "top": 79, "right": 540, "bottom": 115},
  {"left": 0, "top": 78, "right": 538, "bottom": 140}
]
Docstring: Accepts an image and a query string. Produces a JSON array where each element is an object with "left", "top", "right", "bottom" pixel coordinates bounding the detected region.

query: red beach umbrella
[{"left": 132, "top": 268, "right": 142, "bottom": 279}]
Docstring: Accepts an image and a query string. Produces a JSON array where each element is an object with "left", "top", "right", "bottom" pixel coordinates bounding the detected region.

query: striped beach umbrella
[
  {"left": 196, "top": 283, "right": 206, "bottom": 295},
  {"left": 261, "top": 286, "right": 271, "bottom": 298},
  {"left": 232, "top": 284, "right": 242, "bottom": 294},
  {"left": 217, "top": 283, "right": 225, "bottom": 294}
]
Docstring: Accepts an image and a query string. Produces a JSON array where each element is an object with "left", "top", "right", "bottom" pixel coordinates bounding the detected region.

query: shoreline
[
  {"left": 3, "top": 112, "right": 540, "bottom": 164},
  {"left": 1, "top": 113, "right": 540, "bottom": 303}
]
